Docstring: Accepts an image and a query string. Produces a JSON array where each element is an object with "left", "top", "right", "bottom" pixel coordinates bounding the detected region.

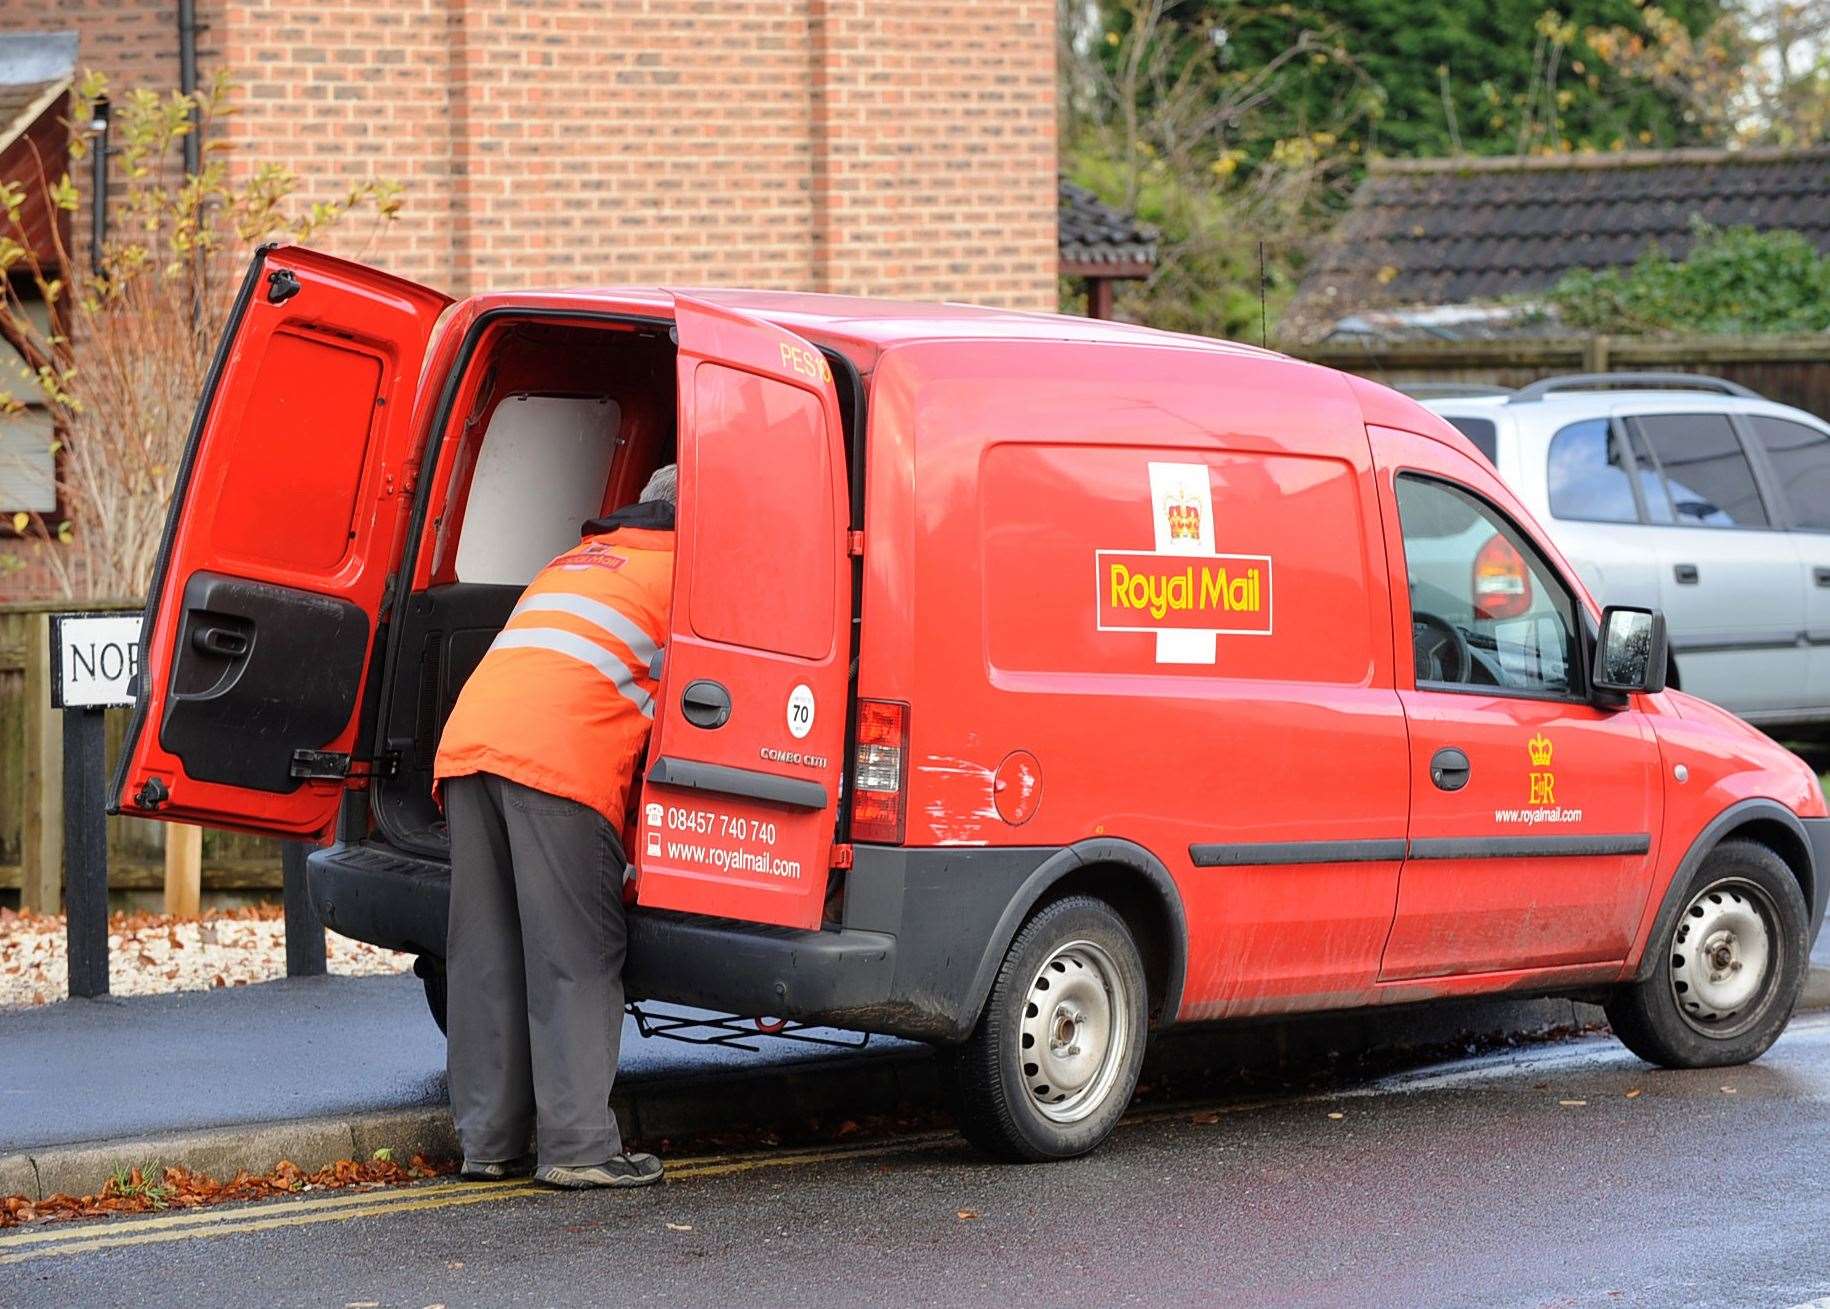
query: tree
[
  {"left": 1588, "top": 0, "right": 1830, "bottom": 145},
  {"left": 1161, "top": 0, "right": 1724, "bottom": 159},
  {"left": 1060, "top": 0, "right": 1379, "bottom": 337},
  {"left": 0, "top": 71, "right": 402, "bottom": 600}
]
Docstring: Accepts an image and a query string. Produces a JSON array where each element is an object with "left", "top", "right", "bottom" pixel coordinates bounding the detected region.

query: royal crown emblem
[
  {"left": 1527, "top": 733, "right": 1553, "bottom": 767},
  {"left": 1165, "top": 490, "right": 1202, "bottom": 542}
]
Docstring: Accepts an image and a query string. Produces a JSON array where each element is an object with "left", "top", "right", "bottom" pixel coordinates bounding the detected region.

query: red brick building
[
  {"left": 1, "top": 2, "right": 1058, "bottom": 596},
  {"left": 5, "top": 2, "right": 1058, "bottom": 300}
]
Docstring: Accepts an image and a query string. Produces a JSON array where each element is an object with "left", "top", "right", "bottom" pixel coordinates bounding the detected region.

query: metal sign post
[{"left": 49, "top": 611, "right": 142, "bottom": 999}]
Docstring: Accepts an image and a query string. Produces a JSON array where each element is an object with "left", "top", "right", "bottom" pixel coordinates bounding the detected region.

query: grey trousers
[{"left": 444, "top": 772, "right": 627, "bottom": 1166}]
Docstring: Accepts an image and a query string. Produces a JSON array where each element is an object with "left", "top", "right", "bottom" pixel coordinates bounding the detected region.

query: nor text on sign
[{"left": 50, "top": 612, "right": 144, "bottom": 709}]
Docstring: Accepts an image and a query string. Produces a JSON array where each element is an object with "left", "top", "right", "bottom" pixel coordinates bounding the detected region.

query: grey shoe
[
  {"left": 535, "top": 1154, "right": 664, "bottom": 1189},
  {"left": 461, "top": 1154, "right": 536, "bottom": 1181}
]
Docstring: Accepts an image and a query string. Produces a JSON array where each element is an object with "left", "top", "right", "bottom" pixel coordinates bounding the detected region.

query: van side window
[
  {"left": 1395, "top": 475, "right": 1581, "bottom": 699},
  {"left": 1634, "top": 413, "right": 1770, "bottom": 528},
  {"left": 1748, "top": 415, "right": 1830, "bottom": 531},
  {"left": 1546, "top": 418, "right": 1639, "bottom": 523}
]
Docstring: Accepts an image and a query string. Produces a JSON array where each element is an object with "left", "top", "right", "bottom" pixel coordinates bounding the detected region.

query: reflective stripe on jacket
[{"left": 433, "top": 525, "right": 674, "bottom": 825}]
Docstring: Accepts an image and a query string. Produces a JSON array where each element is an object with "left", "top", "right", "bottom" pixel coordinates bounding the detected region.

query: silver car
[{"left": 1420, "top": 373, "right": 1830, "bottom": 733}]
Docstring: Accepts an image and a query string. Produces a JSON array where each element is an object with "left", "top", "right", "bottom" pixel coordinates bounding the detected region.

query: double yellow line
[{"left": 0, "top": 1132, "right": 958, "bottom": 1267}]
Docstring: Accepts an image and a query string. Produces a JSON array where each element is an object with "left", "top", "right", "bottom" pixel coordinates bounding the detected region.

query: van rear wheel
[
  {"left": 1605, "top": 839, "right": 1806, "bottom": 1069},
  {"left": 941, "top": 895, "right": 1148, "bottom": 1162}
]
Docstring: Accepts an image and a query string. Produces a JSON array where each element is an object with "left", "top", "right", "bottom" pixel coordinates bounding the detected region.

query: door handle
[
  {"left": 1673, "top": 563, "right": 1700, "bottom": 585},
  {"left": 1429, "top": 747, "right": 1471, "bottom": 792},
  {"left": 1814, "top": 567, "right": 1830, "bottom": 589},
  {"left": 191, "top": 624, "right": 250, "bottom": 659},
  {"left": 680, "top": 679, "right": 732, "bottom": 729}
]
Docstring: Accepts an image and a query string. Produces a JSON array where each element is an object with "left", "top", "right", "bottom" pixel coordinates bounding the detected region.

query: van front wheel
[
  {"left": 1605, "top": 839, "right": 1806, "bottom": 1069},
  {"left": 941, "top": 895, "right": 1148, "bottom": 1162}
]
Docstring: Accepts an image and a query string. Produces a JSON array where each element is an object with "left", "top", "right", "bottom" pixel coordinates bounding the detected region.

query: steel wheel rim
[
  {"left": 1018, "top": 938, "right": 1131, "bottom": 1124},
  {"left": 1669, "top": 877, "right": 1778, "bottom": 1039}
]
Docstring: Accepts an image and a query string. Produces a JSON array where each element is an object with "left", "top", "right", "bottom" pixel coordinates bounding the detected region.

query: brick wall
[
  {"left": 809, "top": 1, "right": 1059, "bottom": 307},
  {"left": 2, "top": 1, "right": 1057, "bottom": 598},
  {"left": 218, "top": 0, "right": 1057, "bottom": 303}
]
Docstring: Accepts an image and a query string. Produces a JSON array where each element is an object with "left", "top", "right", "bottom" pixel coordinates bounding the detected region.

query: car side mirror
[{"left": 1593, "top": 605, "right": 1668, "bottom": 695}]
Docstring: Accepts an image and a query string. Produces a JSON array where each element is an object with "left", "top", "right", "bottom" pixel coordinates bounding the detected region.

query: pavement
[
  {"left": 2, "top": 933, "right": 1827, "bottom": 1205},
  {"left": 12, "top": 1011, "right": 1830, "bottom": 1307}
]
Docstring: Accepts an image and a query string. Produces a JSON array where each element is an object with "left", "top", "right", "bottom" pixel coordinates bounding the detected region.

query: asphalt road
[{"left": 11, "top": 1015, "right": 1830, "bottom": 1307}]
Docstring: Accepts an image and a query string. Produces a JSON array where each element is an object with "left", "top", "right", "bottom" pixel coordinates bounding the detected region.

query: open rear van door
[
  {"left": 114, "top": 246, "right": 451, "bottom": 837},
  {"left": 634, "top": 295, "right": 852, "bottom": 931}
]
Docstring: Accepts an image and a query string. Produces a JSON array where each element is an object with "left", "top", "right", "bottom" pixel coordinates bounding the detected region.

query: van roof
[
  {"left": 465, "top": 285, "right": 1287, "bottom": 361},
  {"left": 457, "top": 283, "right": 1485, "bottom": 466}
]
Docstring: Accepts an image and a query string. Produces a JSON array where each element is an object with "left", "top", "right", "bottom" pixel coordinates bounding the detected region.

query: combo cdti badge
[{"left": 114, "top": 247, "right": 1830, "bottom": 1162}]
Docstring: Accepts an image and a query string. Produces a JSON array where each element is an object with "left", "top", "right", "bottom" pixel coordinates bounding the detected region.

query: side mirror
[{"left": 1593, "top": 605, "right": 1668, "bottom": 695}]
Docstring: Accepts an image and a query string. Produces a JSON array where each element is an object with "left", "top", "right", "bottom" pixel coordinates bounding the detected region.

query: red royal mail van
[{"left": 115, "top": 246, "right": 1830, "bottom": 1161}]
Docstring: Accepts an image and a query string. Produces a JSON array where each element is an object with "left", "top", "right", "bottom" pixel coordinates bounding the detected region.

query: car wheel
[
  {"left": 414, "top": 954, "right": 448, "bottom": 1035},
  {"left": 940, "top": 895, "right": 1148, "bottom": 1162},
  {"left": 1606, "top": 839, "right": 1806, "bottom": 1069}
]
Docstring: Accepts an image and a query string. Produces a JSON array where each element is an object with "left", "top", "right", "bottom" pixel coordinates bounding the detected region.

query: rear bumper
[{"left": 306, "top": 841, "right": 931, "bottom": 1037}]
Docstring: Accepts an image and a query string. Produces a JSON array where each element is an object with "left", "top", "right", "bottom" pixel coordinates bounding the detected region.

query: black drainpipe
[
  {"left": 88, "top": 97, "right": 110, "bottom": 277},
  {"left": 178, "top": 0, "right": 200, "bottom": 177}
]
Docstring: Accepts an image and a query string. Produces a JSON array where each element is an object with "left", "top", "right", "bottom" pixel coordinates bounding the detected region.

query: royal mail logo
[
  {"left": 1096, "top": 551, "right": 1273, "bottom": 633},
  {"left": 1095, "top": 461, "right": 1275, "bottom": 664},
  {"left": 1527, "top": 733, "right": 1556, "bottom": 804}
]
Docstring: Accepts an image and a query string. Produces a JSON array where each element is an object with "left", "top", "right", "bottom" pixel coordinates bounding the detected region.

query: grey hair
[{"left": 639, "top": 463, "right": 678, "bottom": 506}]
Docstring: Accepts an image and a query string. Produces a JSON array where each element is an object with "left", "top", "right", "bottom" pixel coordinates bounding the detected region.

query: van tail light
[
  {"left": 1472, "top": 533, "right": 1532, "bottom": 620},
  {"left": 851, "top": 699, "right": 909, "bottom": 845}
]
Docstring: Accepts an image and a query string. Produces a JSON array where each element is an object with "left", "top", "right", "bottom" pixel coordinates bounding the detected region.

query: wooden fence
[
  {"left": 0, "top": 601, "right": 280, "bottom": 906},
  {"left": 1298, "top": 332, "right": 1830, "bottom": 422}
]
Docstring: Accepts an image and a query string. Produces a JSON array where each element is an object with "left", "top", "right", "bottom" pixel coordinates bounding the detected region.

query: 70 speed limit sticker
[{"left": 786, "top": 683, "right": 816, "bottom": 740}]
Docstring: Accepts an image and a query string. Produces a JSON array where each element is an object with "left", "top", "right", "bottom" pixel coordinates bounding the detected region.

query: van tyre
[
  {"left": 1605, "top": 840, "right": 1807, "bottom": 1069},
  {"left": 941, "top": 895, "right": 1148, "bottom": 1162}
]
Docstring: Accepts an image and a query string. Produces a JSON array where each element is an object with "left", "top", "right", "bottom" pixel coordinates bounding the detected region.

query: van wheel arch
[
  {"left": 1630, "top": 799, "right": 1815, "bottom": 984},
  {"left": 958, "top": 839, "right": 1187, "bottom": 1035}
]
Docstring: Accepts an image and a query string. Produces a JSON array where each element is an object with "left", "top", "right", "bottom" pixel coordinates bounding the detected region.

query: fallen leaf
[
  {"left": 1188, "top": 1111, "right": 1220, "bottom": 1125},
  {"left": 1327, "top": 1112, "right": 1344, "bottom": 1120},
  {"left": 665, "top": 1222, "right": 693, "bottom": 1232},
  {"left": 956, "top": 1209, "right": 980, "bottom": 1221},
  {"left": 1721, "top": 1086, "right": 1737, "bottom": 1094},
  {"left": 446, "top": 1261, "right": 464, "bottom": 1270},
  {"left": 1624, "top": 1089, "right": 1642, "bottom": 1099}
]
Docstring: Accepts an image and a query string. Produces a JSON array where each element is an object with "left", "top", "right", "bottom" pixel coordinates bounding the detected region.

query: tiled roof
[
  {"left": 1288, "top": 148, "right": 1830, "bottom": 337},
  {"left": 0, "top": 32, "right": 76, "bottom": 151},
  {"left": 1059, "top": 178, "right": 1158, "bottom": 268}
]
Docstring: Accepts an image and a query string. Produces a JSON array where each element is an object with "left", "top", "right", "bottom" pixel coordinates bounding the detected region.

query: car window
[
  {"left": 1395, "top": 475, "right": 1582, "bottom": 699},
  {"left": 1634, "top": 413, "right": 1769, "bottom": 528},
  {"left": 1547, "top": 418, "right": 1639, "bottom": 523},
  {"left": 1748, "top": 414, "right": 1830, "bottom": 531},
  {"left": 1442, "top": 415, "right": 1498, "bottom": 465}
]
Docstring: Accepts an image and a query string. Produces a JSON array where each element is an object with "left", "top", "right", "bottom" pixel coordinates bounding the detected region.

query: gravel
[{"left": 0, "top": 905, "right": 411, "bottom": 1009}]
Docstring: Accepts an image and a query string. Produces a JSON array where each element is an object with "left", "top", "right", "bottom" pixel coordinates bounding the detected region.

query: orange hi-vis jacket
[{"left": 434, "top": 512, "right": 675, "bottom": 827}]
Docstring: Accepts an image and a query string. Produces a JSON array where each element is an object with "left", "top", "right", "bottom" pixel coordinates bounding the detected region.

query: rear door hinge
[
  {"left": 290, "top": 749, "right": 400, "bottom": 782},
  {"left": 830, "top": 842, "right": 855, "bottom": 870},
  {"left": 846, "top": 530, "right": 864, "bottom": 557}
]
